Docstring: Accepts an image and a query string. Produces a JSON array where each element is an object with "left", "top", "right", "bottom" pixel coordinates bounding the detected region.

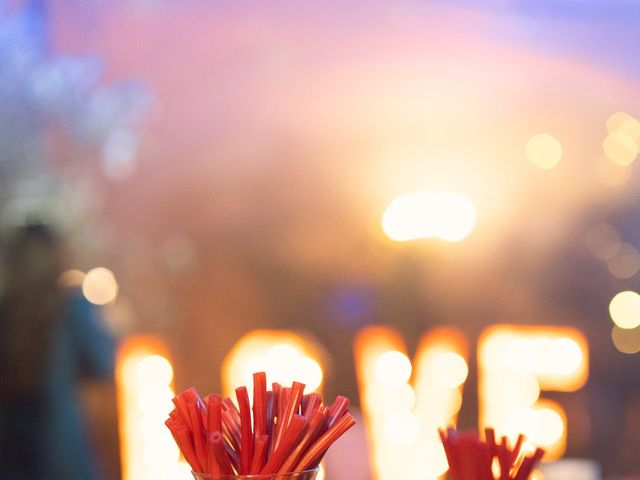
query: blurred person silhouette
[{"left": 0, "top": 223, "right": 115, "bottom": 480}]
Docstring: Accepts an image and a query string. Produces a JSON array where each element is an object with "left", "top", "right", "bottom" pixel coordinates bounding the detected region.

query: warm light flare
[
  {"left": 222, "top": 330, "right": 325, "bottom": 398},
  {"left": 381, "top": 191, "right": 476, "bottom": 242},
  {"left": 116, "top": 336, "right": 186, "bottom": 480}
]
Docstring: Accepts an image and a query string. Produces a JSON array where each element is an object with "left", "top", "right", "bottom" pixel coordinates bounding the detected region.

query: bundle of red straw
[
  {"left": 439, "top": 427, "right": 545, "bottom": 480},
  {"left": 165, "top": 372, "right": 356, "bottom": 476}
]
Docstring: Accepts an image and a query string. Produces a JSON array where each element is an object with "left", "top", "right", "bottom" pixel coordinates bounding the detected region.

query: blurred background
[{"left": 1, "top": 0, "right": 639, "bottom": 479}]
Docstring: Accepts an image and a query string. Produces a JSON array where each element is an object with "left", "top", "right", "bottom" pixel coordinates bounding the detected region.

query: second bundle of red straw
[{"left": 439, "top": 427, "right": 545, "bottom": 480}]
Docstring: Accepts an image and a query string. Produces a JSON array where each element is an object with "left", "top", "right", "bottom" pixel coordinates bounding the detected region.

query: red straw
[
  {"left": 274, "top": 382, "right": 305, "bottom": 451},
  {"left": 295, "top": 411, "right": 356, "bottom": 471},
  {"left": 187, "top": 401, "right": 207, "bottom": 470},
  {"left": 206, "top": 395, "right": 222, "bottom": 433},
  {"left": 302, "top": 393, "right": 322, "bottom": 419},
  {"left": 221, "top": 409, "right": 241, "bottom": 450},
  {"left": 236, "top": 386, "right": 254, "bottom": 474},
  {"left": 170, "top": 422, "right": 203, "bottom": 472},
  {"left": 278, "top": 407, "right": 329, "bottom": 473},
  {"left": 249, "top": 434, "right": 269, "bottom": 473},
  {"left": 209, "top": 431, "right": 234, "bottom": 475},
  {"left": 327, "top": 395, "right": 349, "bottom": 428},
  {"left": 253, "top": 372, "right": 267, "bottom": 439},
  {"left": 261, "top": 414, "right": 307, "bottom": 474}
]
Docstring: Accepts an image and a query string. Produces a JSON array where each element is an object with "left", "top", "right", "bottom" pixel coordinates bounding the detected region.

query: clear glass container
[{"left": 191, "top": 468, "right": 319, "bottom": 480}]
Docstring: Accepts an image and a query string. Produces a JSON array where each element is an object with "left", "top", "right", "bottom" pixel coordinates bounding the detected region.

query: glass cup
[{"left": 192, "top": 468, "right": 319, "bottom": 480}]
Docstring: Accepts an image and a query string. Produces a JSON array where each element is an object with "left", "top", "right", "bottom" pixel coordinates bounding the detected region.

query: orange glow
[
  {"left": 355, "top": 326, "right": 468, "bottom": 480},
  {"left": 222, "top": 329, "right": 325, "bottom": 398},
  {"left": 116, "top": 336, "right": 188, "bottom": 480},
  {"left": 479, "top": 325, "right": 588, "bottom": 460}
]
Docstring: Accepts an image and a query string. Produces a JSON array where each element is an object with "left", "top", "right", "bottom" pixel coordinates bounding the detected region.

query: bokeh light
[
  {"left": 617, "top": 116, "right": 640, "bottom": 139},
  {"left": 58, "top": 268, "right": 85, "bottom": 288},
  {"left": 536, "top": 407, "right": 565, "bottom": 446},
  {"left": 381, "top": 191, "right": 476, "bottom": 242},
  {"left": 606, "top": 242, "right": 640, "bottom": 279},
  {"left": 355, "top": 327, "right": 468, "bottom": 480},
  {"left": 136, "top": 355, "right": 174, "bottom": 385},
  {"left": 506, "top": 405, "right": 564, "bottom": 448},
  {"left": 383, "top": 411, "right": 421, "bottom": 446},
  {"left": 526, "top": 133, "right": 562, "bottom": 169},
  {"left": 585, "top": 223, "right": 621, "bottom": 260},
  {"left": 609, "top": 291, "right": 640, "bottom": 329},
  {"left": 374, "top": 350, "right": 413, "bottom": 387},
  {"left": 222, "top": 330, "right": 325, "bottom": 398},
  {"left": 82, "top": 267, "right": 119, "bottom": 305},
  {"left": 430, "top": 352, "right": 468, "bottom": 389},
  {"left": 367, "top": 383, "right": 416, "bottom": 413},
  {"left": 116, "top": 337, "right": 180, "bottom": 480},
  {"left": 611, "top": 325, "right": 640, "bottom": 354},
  {"left": 603, "top": 131, "right": 638, "bottom": 166},
  {"left": 606, "top": 112, "right": 636, "bottom": 133},
  {"left": 504, "top": 337, "right": 583, "bottom": 377}
]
